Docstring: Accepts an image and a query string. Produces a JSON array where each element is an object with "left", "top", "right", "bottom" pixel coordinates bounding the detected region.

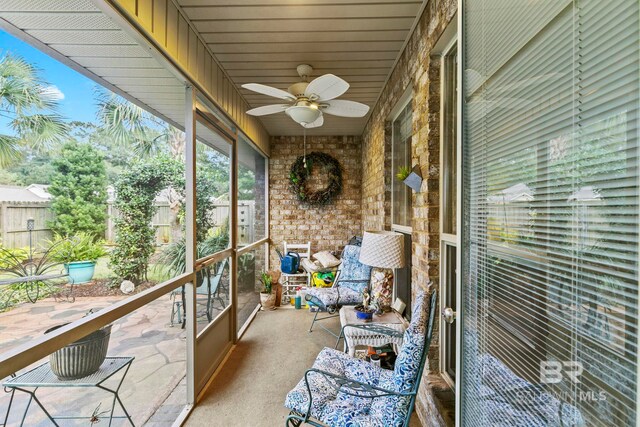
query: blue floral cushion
[
  {"left": 393, "top": 291, "right": 428, "bottom": 392},
  {"left": 477, "top": 354, "right": 586, "bottom": 426},
  {"left": 305, "top": 287, "right": 363, "bottom": 310},
  {"left": 286, "top": 291, "right": 434, "bottom": 427},
  {"left": 336, "top": 245, "right": 372, "bottom": 293},
  {"left": 285, "top": 347, "right": 404, "bottom": 427}
]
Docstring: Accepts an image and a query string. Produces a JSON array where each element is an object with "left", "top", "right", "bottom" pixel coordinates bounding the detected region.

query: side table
[
  {"left": 337, "top": 307, "right": 407, "bottom": 357},
  {"left": 3, "top": 356, "right": 135, "bottom": 426}
]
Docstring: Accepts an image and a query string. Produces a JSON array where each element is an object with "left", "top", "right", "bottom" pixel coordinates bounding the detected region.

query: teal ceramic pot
[{"left": 65, "top": 261, "right": 96, "bottom": 284}]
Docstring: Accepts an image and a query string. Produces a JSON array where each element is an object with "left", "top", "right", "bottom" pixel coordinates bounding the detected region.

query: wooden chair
[{"left": 280, "top": 241, "right": 312, "bottom": 303}]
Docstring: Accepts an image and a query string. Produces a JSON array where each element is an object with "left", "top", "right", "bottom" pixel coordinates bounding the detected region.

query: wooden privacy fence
[
  {"left": 0, "top": 202, "right": 54, "bottom": 249},
  {"left": 0, "top": 201, "right": 255, "bottom": 250}
]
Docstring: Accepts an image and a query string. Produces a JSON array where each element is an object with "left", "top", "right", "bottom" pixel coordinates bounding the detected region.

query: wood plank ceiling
[{"left": 176, "top": 0, "right": 425, "bottom": 136}]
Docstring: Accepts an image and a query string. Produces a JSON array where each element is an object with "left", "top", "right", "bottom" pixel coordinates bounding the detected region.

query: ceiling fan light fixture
[{"left": 285, "top": 105, "right": 321, "bottom": 125}]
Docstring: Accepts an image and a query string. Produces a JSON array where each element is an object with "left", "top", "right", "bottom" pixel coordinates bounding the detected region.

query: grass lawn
[{"left": 93, "top": 253, "right": 173, "bottom": 283}]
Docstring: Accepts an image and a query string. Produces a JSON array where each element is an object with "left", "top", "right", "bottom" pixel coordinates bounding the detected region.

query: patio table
[{"left": 2, "top": 356, "right": 135, "bottom": 426}]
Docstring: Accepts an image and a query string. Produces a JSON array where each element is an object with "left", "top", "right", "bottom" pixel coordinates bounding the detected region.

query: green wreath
[{"left": 289, "top": 152, "right": 343, "bottom": 205}]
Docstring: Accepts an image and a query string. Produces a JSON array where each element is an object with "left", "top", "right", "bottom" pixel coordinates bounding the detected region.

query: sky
[{"left": 0, "top": 29, "right": 102, "bottom": 134}]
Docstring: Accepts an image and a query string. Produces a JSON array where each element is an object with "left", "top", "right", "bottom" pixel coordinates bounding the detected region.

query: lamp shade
[{"left": 358, "top": 231, "right": 405, "bottom": 269}]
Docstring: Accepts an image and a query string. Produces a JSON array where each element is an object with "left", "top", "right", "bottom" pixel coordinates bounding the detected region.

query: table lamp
[{"left": 358, "top": 231, "right": 406, "bottom": 312}]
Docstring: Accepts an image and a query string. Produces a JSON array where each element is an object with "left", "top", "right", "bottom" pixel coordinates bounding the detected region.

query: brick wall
[
  {"left": 269, "top": 136, "right": 362, "bottom": 267},
  {"left": 360, "top": 0, "right": 457, "bottom": 425}
]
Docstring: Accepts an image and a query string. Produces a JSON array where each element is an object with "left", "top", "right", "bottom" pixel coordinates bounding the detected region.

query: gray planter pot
[
  {"left": 45, "top": 323, "right": 112, "bottom": 380},
  {"left": 403, "top": 165, "right": 423, "bottom": 192}
]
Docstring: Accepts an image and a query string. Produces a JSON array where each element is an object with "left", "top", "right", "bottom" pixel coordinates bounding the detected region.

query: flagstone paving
[
  {"left": 0, "top": 294, "right": 187, "bottom": 426},
  {"left": 0, "top": 287, "right": 260, "bottom": 425}
]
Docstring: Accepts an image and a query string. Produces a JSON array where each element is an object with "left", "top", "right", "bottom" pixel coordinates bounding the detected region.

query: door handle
[{"left": 442, "top": 307, "right": 456, "bottom": 324}]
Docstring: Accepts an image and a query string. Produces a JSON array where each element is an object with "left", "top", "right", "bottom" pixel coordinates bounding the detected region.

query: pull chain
[{"left": 303, "top": 127, "right": 307, "bottom": 169}]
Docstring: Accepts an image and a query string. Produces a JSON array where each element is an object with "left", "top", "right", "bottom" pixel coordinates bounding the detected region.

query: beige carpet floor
[{"left": 185, "top": 307, "right": 421, "bottom": 427}]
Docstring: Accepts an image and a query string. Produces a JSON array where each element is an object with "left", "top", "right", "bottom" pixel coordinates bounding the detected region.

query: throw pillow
[{"left": 313, "top": 251, "right": 342, "bottom": 269}]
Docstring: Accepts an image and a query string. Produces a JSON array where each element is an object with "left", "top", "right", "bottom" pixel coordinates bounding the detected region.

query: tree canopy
[
  {"left": 0, "top": 54, "right": 68, "bottom": 167},
  {"left": 48, "top": 140, "right": 108, "bottom": 238}
]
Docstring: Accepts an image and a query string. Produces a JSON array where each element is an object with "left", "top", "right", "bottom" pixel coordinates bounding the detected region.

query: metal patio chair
[
  {"left": 304, "top": 244, "right": 373, "bottom": 337},
  {"left": 284, "top": 290, "right": 437, "bottom": 427},
  {"left": 170, "top": 259, "right": 228, "bottom": 327}
]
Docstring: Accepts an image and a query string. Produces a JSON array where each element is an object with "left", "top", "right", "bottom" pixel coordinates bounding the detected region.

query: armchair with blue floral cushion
[
  {"left": 304, "top": 245, "right": 373, "bottom": 336},
  {"left": 285, "top": 289, "right": 437, "bottom": 427}
]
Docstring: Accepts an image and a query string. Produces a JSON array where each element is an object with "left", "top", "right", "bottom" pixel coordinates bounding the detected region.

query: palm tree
[
  {"left": 0, "top": 54, "right": 68, "bottom": 166},
  {"left": 97, "top": 91, "right": 187, "bottom": 158}
]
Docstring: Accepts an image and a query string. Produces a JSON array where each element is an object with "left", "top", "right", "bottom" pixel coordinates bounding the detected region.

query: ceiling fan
[{"left": 241, "top": 64, "right": 370, "bottom": 128}]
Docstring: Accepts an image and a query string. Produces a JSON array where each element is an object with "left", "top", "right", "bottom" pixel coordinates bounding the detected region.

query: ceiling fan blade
[
  {"left": 304, "top": 74, "right": 349, "bottom": 101},
  {"left": 322, "top": 100, "right": 370, "bottom": 118},
  {"left": 241, "top": 83, "right": 295, "bottom": 100},
  {"left": 246, "top": 104, "right": 289, "bottom": 116},
  {"left": 302, "top": 112, "right": 324, "bottom": 129}
]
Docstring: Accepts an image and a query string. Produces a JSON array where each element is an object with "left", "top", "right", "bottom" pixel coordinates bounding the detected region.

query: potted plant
[
  {"left": 396, "top": 165, "right": 423, "bottom": 192},
  {"left": 259, "top": 271, "right": 277, "bottom": 310},
  {"left": 48, "top": 233, "right": 107, "bottom": 284},
  {"left": 354, "top": 289, "right": 375, "bottom": 321}
]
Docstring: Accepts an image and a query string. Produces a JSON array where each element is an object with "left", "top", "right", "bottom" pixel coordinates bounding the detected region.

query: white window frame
[{"left": 434, "top": 15, "right": 459, "bottom": 391}]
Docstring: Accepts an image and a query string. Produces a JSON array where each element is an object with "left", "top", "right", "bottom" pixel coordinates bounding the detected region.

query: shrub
[
  {"left": 47, "top": 233, "right": 107, "bottom": 264},
  {"left": 0, "top": 246, "right": 28, "bottom": 270},
  {"left": 158, "top": 221, "right": 229, "bottom": 277},
  {"left": 109, "top": 155, "right": 183, "bottom": 284},
  {"left": 48, "top": 140, "right": 108, "bottom": 239}
]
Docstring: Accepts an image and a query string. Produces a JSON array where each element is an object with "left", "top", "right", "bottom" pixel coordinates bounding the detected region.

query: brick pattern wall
[
  {"left": 360, "top": 0, "right": 457, "bottom": 425},
  {"left": 269, "top": 136, "right": 362, "bottom": 267}
]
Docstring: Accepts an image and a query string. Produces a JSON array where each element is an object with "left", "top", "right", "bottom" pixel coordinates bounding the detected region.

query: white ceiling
[
  {"left": 176, "top": 0, "right": 426, "bottom": 136},
  {"left": 0, "top": 0, "right": 188, "bottom": 130}
]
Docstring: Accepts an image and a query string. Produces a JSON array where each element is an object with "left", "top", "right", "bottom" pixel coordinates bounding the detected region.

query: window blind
[{"left": 461, "top": 1, "right": 639, "bottom": 426}]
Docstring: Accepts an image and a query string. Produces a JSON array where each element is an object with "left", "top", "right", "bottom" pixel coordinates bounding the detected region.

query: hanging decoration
[{"left": 289, "top": 151, "right": 342, "bottom": 206}]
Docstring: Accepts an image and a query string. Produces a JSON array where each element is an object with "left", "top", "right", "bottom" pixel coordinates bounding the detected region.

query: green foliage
[
  {"left": 5, "top": 151, "right": 56, "bottom": 185},
  {"left": 0, "top": 54, "right": 68, "bottom": 167},
  {"left": 0, "top": 244, "right": 63, "bottom": 309},
  {"left": 238, "top": 252, "right": 255, "bottom": 288},
  {"left": 158, "top": 221, "right": 229, "bottom": 277},
  {"left": 396, "top": 166, "right": 411, "bottom": 182},
  {"left": 194, "top": 174, "right": 218, "bottom": 242},
  {"left": 109, "top": 155, "right": 183, "bottom": 284},
  {"left": 238, "top": 166, "right": 257, "bottom": 201},
  {"left": 96, "top": 91, "right": 183, "bottom": 160},
  {"left": 97, "top": 92, "right": 157, "bottom": 149},
  {"left": 47, "top": 233, "right": 107, "bottom": 263},
  {"left": 289, "top": 152, "right": 342, "bottom": 205},
  {"left": 48, "top": 140, "right": 108, "bottom": 238},
  {"left": 0, "top": 246, "right": 28, "bottom": 270},
  {"left": 260, "top": 271, "right": 272, "bottom": 294}
]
